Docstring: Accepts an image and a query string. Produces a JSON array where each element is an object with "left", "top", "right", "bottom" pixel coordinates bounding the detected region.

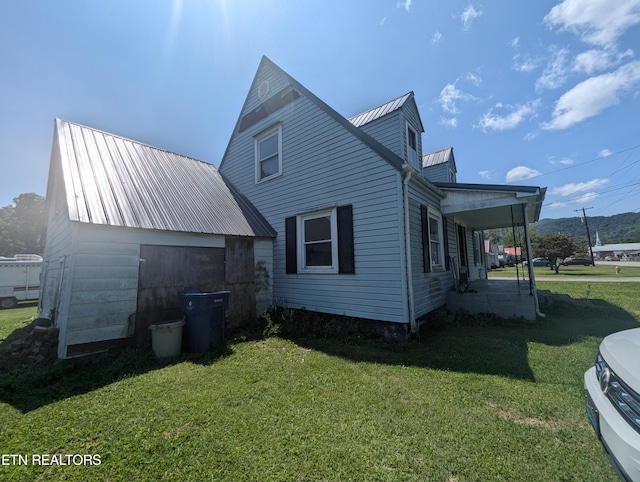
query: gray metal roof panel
[
  {"left": 422, "top": 147, "right": 454, "bottom": 168},
  {"left": 347, "top": 92, "right": 412, "bottom": 128},
  {"left": 54, "top": 119, "right": 275, "bottom": 238}
]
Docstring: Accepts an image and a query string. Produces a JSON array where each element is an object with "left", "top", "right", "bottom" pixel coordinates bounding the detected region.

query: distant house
[
  {"left": 40, "top": 56, "right": 547, "bottom": 358},
  {"left": 39, "top": 119, "right": 275, "bottom": 358}
]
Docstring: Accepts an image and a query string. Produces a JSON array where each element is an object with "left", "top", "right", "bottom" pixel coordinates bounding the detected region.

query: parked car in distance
[
  {"left": 584, "top": 327, "right": 640, "bottom": 481},
  {"left": 561, "top": 257, "right": 593, "bottom": 266},
  {"left": 605, "top": 255, "right": 620, "bottom": 261},
  {"left": 522, "top": 257, "right": 550, "bottom": 267}
]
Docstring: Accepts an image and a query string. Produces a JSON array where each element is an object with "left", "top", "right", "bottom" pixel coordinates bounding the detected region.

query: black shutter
[
  {"left": 442, "top": 216, "right": 450, "bottom": 270},
  {"left": 337, "top": 205, "right": 355, "bottom": 274},
  {"left": 421, "top": 205, "right": 431, "bottom": 273},
  {"left": 285, "top": 216, "right": 297, "bottom": 274}
]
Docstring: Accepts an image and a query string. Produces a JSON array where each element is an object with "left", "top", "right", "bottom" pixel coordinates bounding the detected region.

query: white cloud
[
  {"left": 437, "top": 83, "right": 478, "bottom": 114},
  {"left": 573, "top": 192, "right": 599, "bottom": 203},
  {"left": 559, "top": 158, "right": 574, "bottom": 165},
  {"left": 544, "top": 0, "right": 640, "bottom": 48},
  {"left": 506, "top": 166, "right": 542, "bottom": 183},
  {"left": 524, "top": 131, "right": 539, "bottom": 141},
  {"left": 465, "top": 72, "right": 482, "bottom": 86},
  {"left": 542, "top": 60, "right": 640, "bottom": 130},
  {"left": 536, "top": 48, "right": 571, "bottom": 91},
  {"left": 513, "top": 54, "right": 540, "bottom": 73},
  {"left": 548, "top": 201, "right": 567, "bottom": 208},
  {"left": 551, "top": 178, "right": 609, "bottom": 196},
  {"left": 476, "top": 100, "right": 540, "bottom": 132},
  {"left": 599, "top": 148, "right": 613, "bottom": 157},
  {"left": 440, "top": 116, "right": 458, "bottom": 128},
  {"left": 397, "top": 0, "right": 412, "bottom": 12},
  {"left": 478, "top": 170, "right": 496, "bottom": 180},
  {"left": 431, "top": 31, "right": 443, "bottom": 45},
  {"left": 511, "top": 37, "right": 520, "bottom": 48},
  {"left": 380, "top": 16, "right": 387, "bottom": 26},
  {"left": 459, "top": 4, "right": 483, "bottom": 30},
  {"left": 573, "top": 48, "right": 634, "bottom": 75}
]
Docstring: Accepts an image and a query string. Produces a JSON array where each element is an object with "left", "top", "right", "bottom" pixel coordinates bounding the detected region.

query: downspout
[
  {"left": 403, "top": 169, "right": 417, "bottom": 334},
  {"left": 522, "top": 203, "right": 545, "bottom": 318}
]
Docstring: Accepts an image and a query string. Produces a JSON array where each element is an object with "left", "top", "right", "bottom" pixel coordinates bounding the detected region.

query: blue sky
[{"left": 1, "top": 0, "right": 639, "bottom": 221}]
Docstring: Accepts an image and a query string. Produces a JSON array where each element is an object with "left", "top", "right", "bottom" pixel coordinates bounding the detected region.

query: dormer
[
  {"left": 348, "top": 92, "right": 425, "bottom": 169},
  {"left": 422, "top": 147, "right": 457, "bottom": 183}
]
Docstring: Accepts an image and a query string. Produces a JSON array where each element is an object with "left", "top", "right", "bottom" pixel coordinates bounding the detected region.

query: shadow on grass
[
  {"left": 281, "top": 295, "right": 638, "bottom": 383},
  {"left": 0, "top": 342, "right": 233, "bottom": 413}
]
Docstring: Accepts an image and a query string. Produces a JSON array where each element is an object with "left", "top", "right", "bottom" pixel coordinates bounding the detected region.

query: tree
[
  {"left": 532, "top": 233, "right": 577, "bottom": 274},
  {"left": 0, "top": 193, "right": 46, "bottom": 257}
]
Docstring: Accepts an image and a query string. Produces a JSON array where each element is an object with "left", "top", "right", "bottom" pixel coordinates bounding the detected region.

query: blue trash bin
[{"left": 179, "top": 290, "right": 230, "bottom": 353}]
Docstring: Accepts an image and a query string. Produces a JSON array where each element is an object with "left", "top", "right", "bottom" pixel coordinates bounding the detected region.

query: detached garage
[{"left": 39, "top": 119, "right": 276, "bottom": 359}]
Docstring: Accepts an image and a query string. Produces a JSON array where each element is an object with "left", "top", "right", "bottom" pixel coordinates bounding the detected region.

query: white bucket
[{"left": 149, "top": 318, "right": 185, "bottom": 358}]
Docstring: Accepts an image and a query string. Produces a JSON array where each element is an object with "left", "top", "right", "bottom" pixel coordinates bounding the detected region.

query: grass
[
  {"left": 1, "top": 284, "right": 639, "bottom": 481},
  {"left": 489, "top": 263, "right": 640, "bottom": 278}
]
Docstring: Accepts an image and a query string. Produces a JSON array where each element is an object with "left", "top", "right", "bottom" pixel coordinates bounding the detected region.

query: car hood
[{"left": 600, "top": 327, "right": 640, "bottom": 393}]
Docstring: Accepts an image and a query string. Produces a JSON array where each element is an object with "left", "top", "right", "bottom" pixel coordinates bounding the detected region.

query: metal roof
[
  {"left": 53, "top": 119, "right": 276, "bottom": 238},
  {"left": 422, "top": 147, "right": 456, "bottom": 171},
  {"left": 347, "top": 92, "right": 413, "bottom": 128}
]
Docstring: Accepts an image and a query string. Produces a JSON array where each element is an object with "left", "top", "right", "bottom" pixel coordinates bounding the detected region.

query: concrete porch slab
[{"left": 446, "top": 279, "right": 537, "bottom": 321}]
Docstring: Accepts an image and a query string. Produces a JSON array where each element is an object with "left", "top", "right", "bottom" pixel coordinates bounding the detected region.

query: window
[
  {"left": 255, "top": 124, "right": 282, "bottom": 182},
  {"left": 407, "top": 124, "right": 418, "bottom": 169},
  {"left": 421, "top": 206, "right": 445, "bottom": 272},
  {"left": 300, "top": 210, "right": 337, "bottom": 271},
  {"left": 285, "top": 205, "right": 355, "bottom": 274}
]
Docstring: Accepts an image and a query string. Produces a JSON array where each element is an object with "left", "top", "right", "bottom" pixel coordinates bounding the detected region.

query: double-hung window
[
  {"left": 421, "top": 205, "right": 445, "bottom": 271},
  {"left": 407, "top": 124, "right": 418, "bottom": 169},
  {"left": 299, "top": 209, "right": 338, "bottom": 272},
  {"left": 285, "top": 205, "right": 355, "bottom": 275},
  {"left": 255, "top": 124, "right": 282, "bottom": 183}
]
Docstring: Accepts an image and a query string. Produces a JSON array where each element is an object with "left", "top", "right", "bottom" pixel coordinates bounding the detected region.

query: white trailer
[{"left": 0, "top": 254, "right": 42, "bottom": 309}]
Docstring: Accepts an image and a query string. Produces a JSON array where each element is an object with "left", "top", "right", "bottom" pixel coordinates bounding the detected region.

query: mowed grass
[
  {"left": 489, "top": 263, "right": 640, "bottom": 278},
  {"left": 1, "top": 283, "right": 639, "bottom": 482}
]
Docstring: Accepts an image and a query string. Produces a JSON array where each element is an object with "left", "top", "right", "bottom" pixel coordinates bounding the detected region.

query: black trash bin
[{"left": 179, "top": 290, "right": 230, "bottom": 353}]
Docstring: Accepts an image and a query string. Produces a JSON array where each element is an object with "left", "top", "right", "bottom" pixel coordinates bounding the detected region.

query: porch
[{"left": 446, "top": 278, "right": 538, "bottom": 321}]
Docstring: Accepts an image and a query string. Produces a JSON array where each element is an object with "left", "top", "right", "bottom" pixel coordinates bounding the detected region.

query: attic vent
[
  {"left": 258, "top": 81, "right": 270, "bottom": 99},
  {"left": 238, "top": 85, "right": 300, "bottom": 132}
]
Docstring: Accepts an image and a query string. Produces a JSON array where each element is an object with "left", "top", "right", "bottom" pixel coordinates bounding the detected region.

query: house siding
[
  {"left": 422, "top": 164, "right": 450, "bottom": 183},
  {"left": 221, "top": 62, "right": 408, "bottom": 323},
  {"left": 356, "top": 110, "right": 403, "bottom": 159},
  {"left": 407, "top": 178, "right": 453, "bottom": 318}
]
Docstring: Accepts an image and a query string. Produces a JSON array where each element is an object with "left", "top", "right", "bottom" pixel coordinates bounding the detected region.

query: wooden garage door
[{"left": 135, "top": 245, "right": 225, "bottom": 345}]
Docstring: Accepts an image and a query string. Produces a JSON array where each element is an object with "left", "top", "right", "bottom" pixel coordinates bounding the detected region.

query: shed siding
[
  {"left": 407, "top": 180, "right": 454, "bottom": 318},
  {"left": 254, "top": 238, "right": 273, "bottom": 315},
  {"left": 221, "top": 62, "right": 407, "bottom": 323},
  {"left": 62, "top": 224, "right": 226, "bottom": 351}
]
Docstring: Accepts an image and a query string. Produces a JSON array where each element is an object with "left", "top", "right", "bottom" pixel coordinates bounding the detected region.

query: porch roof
[{"left": 434, "top": 182, "right": 546, "bottom": 230}]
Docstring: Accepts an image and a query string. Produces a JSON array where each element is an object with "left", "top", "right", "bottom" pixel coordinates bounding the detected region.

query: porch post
[{"left": 522, "top": 203, "right": 544, "bottom": 318}]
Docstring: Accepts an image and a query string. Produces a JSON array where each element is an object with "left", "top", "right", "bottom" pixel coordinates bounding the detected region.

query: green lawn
[
  {"left": 489, "top": 263, "right": 640, "bottom": 278},
  {"left": 1, "top": 284, "right": 638, "bottom": 481}
]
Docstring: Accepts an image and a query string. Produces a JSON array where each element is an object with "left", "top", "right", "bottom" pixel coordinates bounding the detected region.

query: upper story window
[
  {"left": 255, "top": 124, "right": 282, "bottom": 183},
  {"left": 407, "top": 124, "right": 418, "bottom": 169}
]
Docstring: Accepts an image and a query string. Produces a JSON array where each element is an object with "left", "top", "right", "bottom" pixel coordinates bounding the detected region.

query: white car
[{"left": 585, "top": 328, "right": 640, "bottom": 481}]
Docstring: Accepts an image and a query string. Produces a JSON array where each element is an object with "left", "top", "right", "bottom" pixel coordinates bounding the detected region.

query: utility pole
[{"left": 575, "top": 207, "right": 595, "bottom": 266}]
